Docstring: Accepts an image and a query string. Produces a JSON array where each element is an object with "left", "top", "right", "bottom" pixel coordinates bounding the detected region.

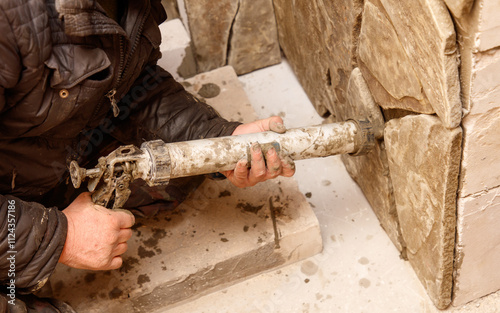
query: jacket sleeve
[
  {"left": 111, "top": 65, "right": 242, "bottom": 145},
  {"left": 0, "top": 194, "right": 68, "bottom": 292},
  {"left": 0, "top": 4, "right": 22, "bottom": 114}
]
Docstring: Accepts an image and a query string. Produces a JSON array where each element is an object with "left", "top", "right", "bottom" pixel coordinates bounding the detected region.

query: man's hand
[
  {"left": 222, "top": 116, "right": 295, "bottom": 188},
  {"left": 59, "top": 192, "right": 135, "bottom": 270}
]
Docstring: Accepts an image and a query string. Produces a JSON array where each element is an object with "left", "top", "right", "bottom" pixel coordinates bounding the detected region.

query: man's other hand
[
  {"left": 59, "top": 192, "right": 135, "bottom": 270},
  {"left": 223, "top": 116, "right": 296, "bottom": 188}
]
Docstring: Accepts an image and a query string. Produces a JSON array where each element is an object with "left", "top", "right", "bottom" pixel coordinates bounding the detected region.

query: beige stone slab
[
  {"left": 454, "top": 188, "right": 500, "bottom": 306},
  {"left": 272, "top": 0, "right": 363, "bottom": 119},
  {"left": 358, "top": 0, "right": 435, "bottom": 115},
  {"left": 379, "top": 0, "right": 462, "bottom": 128},
  {"left": 227, "top": 0, "right": 281, "bottom": 75},
  {"left": 184, "top": 0, "right": 239, "bottom": 73},
  {"left": 443, "top": 0, "right": 474, "bottom": 18},
  {"left": 48, "top": 66, "right": 322, "bottom": 312},
  {"left": 385, "top": 114, "right": 462, "bottom": 309}
]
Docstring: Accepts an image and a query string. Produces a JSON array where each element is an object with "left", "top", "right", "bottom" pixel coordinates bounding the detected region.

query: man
[{"left": 0, "top": 0, "right": 294, "bottom": 311}]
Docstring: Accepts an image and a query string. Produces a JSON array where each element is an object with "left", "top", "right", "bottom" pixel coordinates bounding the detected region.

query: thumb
[{"left": 268, "top": 116, "right": 286, "bottom": 134}]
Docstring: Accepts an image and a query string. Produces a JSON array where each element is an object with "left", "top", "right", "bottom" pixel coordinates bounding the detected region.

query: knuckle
[{"left": 254, "top": 170, "right": 267, "bottom": 178}]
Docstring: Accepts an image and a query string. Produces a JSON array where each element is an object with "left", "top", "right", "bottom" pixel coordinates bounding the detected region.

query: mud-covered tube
[{"left": 141, "top": 121, "right": 370, "bottom": 182}]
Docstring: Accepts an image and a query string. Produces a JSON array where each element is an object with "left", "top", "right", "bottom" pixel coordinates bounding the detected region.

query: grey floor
[{"left": 165, "top": 60, "right": 500, "bottom": 313}]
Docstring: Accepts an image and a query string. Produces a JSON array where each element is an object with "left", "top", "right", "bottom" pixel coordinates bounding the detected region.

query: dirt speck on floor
[
  {"left": 137, "top": 274, "right": 151, "bottom": 287},
  {"left": 237, "top": 202, "right": 264, "bottom": 214},
  {"left": 108, "top": 287, "right": 123, "bottom": 300},
  {"left": 138, "top": 246, "right": 156, "bottom": 259}
]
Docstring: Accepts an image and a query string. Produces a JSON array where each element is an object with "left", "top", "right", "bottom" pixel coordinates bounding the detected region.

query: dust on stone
[
  {"left": 359, "top": 278, "right": 371, "bottom": 288},
  {"left": 220, "top": 238, "right": 229, "bottom": 242},
  {"left": 358, "top": 257, "right": 370, "bottom": 265}
]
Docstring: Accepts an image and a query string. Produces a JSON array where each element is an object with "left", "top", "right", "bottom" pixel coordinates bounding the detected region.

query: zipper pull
[{"left": 106, "top": 89, "right": 120, "bottom": 117}]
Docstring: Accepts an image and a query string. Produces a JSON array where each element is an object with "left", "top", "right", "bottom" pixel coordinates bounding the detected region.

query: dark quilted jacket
[{"left": 0, "top": 0, "right": 240, "bottom": 292}]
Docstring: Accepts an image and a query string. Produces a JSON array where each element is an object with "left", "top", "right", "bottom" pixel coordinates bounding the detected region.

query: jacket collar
[{"left": 55, "top": 0, "right": 127, "bottom": 37}]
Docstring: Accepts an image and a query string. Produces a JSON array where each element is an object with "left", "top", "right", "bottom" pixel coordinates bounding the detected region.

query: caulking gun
[{"left": 69, "top": 68, "right": 384, "bottom": 210}]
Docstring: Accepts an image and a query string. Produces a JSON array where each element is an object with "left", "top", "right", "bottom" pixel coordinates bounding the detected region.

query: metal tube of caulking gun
[{"left": 141, "top": 120, "right": 370, "bottom": 183}]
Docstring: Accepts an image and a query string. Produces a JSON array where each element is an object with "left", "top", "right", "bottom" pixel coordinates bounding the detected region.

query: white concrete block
[
  {"left": 459, "top": 47, "right": 500, "bottom": 198},
  {"left": 476, "top": 0, "right": 500, "bottom": 51},
  {"left": 158, "top": 18, "right": 196, "bottom": 80},
  {"left": 454, "top": 187, "right": 500, "bottom": 305},
  {"left": 459, "top": 108, "right": 500, "bottom": 197}
]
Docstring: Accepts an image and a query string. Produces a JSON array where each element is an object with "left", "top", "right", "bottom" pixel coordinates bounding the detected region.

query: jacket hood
[{"left": 55, "top": 0, "right": 126, "bottom": 36}]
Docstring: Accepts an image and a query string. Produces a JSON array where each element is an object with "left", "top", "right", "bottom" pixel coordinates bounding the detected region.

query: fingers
[
  {"left": 112, "top": 242, "right": 128, "bottom": 257},
  {"left": 265, "top": 147, "right": 282, "bottom": 178},
  {"left": 248, "top": 143, "right": 267, "bottom": 184},
  {"left": 226, "top": 143, "right": 295, "bottom": 188},
  {"left": 118, "top": 228, "right": 133, "bottom": 243},
  {"left": 108, "top": 256, "right": 123, "bottom": 270},
  {"left": 280, "top": 156, "right": 296, "bottom": 177},
  {"left": 113, "top": 209, "right": 136, "bottom": 228}
]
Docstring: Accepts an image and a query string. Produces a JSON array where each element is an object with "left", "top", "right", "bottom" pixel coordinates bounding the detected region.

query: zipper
[
  {"left": 103, "top": 5, "right": 150, "bottom": 118},
  {"left": 90, "top": 35, "right": 125, "bottom": 122},
  {"left": 106, "top": 88, "right": 119, "bottom": 117},
  {"left": 118, "top": 6, "right": 149, "bottom": 86}
]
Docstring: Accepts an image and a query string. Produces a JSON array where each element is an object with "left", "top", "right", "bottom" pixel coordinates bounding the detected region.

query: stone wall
[{"left": 273, "top": 0, "right": 500, "bottom": 309}]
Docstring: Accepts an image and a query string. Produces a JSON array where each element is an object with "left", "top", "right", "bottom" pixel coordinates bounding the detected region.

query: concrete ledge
[{"left": 50, "top": 178, "right": 322, "bottom": 312}]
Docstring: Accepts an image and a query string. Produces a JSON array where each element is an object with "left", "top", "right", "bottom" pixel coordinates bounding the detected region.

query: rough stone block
[
  {"left": 460, "top": 107, "right": 500, "bottom": 197},
  {"left": 358, "top": 0, "right": 435, "bottom": 115},
  {"left": 475, "top": 0, "right": 500, "bottom": 52},
  {"left": 184, "top": 0, "right": 239, "bottom": 72},
  {"left": 340, "top": 68, "right": 405, "bottom": 254},
  {"left": 48, "top": 66, "right": 323, "bottom": 312},
  {"left": 469, "top": 49, "right": 500, "bottom": 115},
  {"left": 183, "top": 0, "right": 281, "bottom": 75},
  {"left": 454, "top": 187, "right": 500, "bottom": 305},
  {"left": 379, "top": 0, "right": 462, "bottom": 128},
  {"left": 227, "top": 0, "right": 281, "bottom": 75},
  {"left": 272, "top": 0, "right": 363, "bottom": 120},
  {"left": 385, "top": 114, "right": 462, "bottom": 309},
  {"left": 157, "top": 19, "right": 196, "bottom": 80},
  {"left": 443, "top": 0, "right": 474, "bottom": 18}
]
